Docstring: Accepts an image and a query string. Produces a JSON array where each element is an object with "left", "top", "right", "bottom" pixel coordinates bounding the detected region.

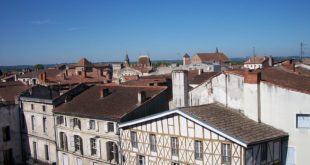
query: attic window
[{"left": 296, "top": 114, "right": 310, "bottom": 129}]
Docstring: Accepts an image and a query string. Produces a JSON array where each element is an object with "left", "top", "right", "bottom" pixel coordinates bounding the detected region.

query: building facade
[
  {"left": 119, "top": 104, "right": 288, "bottom": 165},
  {"left": 19, "top": 84, "right": 88, "bottom": 165},
  {"left": 53, "top": 85, "right": 169, "bottom": 165}
]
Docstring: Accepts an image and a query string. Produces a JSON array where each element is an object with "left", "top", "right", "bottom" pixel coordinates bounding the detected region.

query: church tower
[{"left": 124, "top": 53, "right": 130, "bottom": 67}]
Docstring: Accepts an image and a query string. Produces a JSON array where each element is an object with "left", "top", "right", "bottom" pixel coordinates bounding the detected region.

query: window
[
  {"left": 107, "top": 122, "right": 114, "bottom": 132},
  {"left": 74, "top": 135, "right": 83, "bottom": 155},
  {"left": 130, "top": 131, "right": 138, "bottom": 148},
  {"left": 149, "top": 134, "right": 156, "bottom": 152},
  {"left": 296, "top": 114, "right": 310, "bottom": 128},
  {"left": 222, "top": 143, "right": 231, "bottom": 164},
  {"left": 45, "top": 145, "right": 49, "bottom": 160},
  {"left": 171, "top": 137, "right": 179, "bottom": 156},
  {"left": 57, "top": 116, "right": 64, "bottom": 125},
  {"left": 72, "top": 118, "right": 81, "bottom": 129},
  {"left": 89, "top": 120, "right": 96, "bottom": 130},
  {"left": 195, "top": 140, "right": 203, "bottom": 160},
  {"left": 31, "top": 115, "right": 36, "bottom": 131},
  {"left": 43, "top": 117, "right": 47, "bottom": 133},
  {"left": 106, "top": 142, "right": 118, "bottom": 163},
  {"left": 31, "top": 104, "right": 34, "bottom": 110},
  {"left": 261, "top": 143, "right": 267, "bottom": 162},
  {"left": 76, "top": 158, "right": 83, "bottom": 165},
  {"left": 137, "top": 155, "right": 145, "bottom": 165},
  {"left": 3, "top": 148, "right": 13, "bottom": 164},
  {"left": 2, "top": 126, "right": 10, "bottom": 142},
  {"left": 90, "top": 138, "right": 97, "bottom": 156},
  {"left": 171, "top": 163, "right": 179, "bottom": 165},
  {"left": 33, "top": 141, "right": 37, "bottom": 160},
  {"left": 59, "top": 132, "right": 68, "bottom": 151},
  {"left": 42, "top": 105, "right": 46, "bottom": 112}
]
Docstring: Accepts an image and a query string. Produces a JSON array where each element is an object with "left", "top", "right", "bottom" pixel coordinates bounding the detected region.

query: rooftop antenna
[{"left": 253, "top": 47, "right": 256, "bottom": 63}]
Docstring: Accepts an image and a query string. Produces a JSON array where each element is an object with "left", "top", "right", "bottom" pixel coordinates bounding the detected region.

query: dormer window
[
  {"left": 71, "top": 118, "right": 81, "bottom": 129},
  {"left": 107, "top": 122, "right": 114, "bottom": 132},
  {"left": 89, "top": 120, "right": 96, "bottom": 130}
]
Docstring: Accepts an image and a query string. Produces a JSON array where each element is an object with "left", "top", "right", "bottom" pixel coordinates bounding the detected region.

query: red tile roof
[
  {"left": 244, "top": 56, "right": 269, "bottom": 64},
  {"left": 0, "top": 81, "right": 28, "bottom": 104},
  {"left": 195, "top": 53, "right": 229, "bottom": 63},
  {"left": 19, "top": 69, "right": 62, "bottom": 79}
]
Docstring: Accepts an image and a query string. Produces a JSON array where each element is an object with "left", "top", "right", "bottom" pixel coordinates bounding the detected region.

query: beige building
[
  {"left": 19, "top": 84, "right": 88, "bottom": 165},
  {"left": 119, "top": 103, "right": 288, "bottom": 165},
  {"left": 53, "top": 85, "right": 169, "bottom": 165}
]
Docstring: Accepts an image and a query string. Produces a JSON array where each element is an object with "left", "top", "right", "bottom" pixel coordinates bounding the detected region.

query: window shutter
[
  {"left": 96, "top": 139, "right": 101, "bottom": 158},
  {"left": 86, "top": 138, "right": 91, "bottom": 156},
  {"left": 70, "top": 136, "right": 75, "bottom": 151},
  {"left": 96, "top": 121, "right": 99, "bottom": 132},
  {"left": 115, "top": 123, "right": 119, "bottom": 134},
  {"left": 70, "top": 119, "right": 74, "bottom": 128},
  {"left": 104, "top": 123, "right": 108, "bottom": 133},
  {"left": 87, "top": 120, "right": 90, "bottom": 130}
]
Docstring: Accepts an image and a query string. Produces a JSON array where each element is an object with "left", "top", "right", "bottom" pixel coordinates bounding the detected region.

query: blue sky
[{"left": 0, "top": 0, "right": 310, "bottom": 65}]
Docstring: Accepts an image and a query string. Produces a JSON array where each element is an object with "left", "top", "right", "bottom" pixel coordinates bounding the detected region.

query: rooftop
[
  {"left": 0, "top": 81, "right": 28, "bottom": 105},
  {"left": 53, "top": 85, "right": 167, "bottom": 121},
  {"left": 195, "top": 52, "right": 229, "bottom": 63},
  {"left": 181, "top": 103, "right": 288, "bottom": 145},
  {"left": 244, "top": 56, "right": 269, "bottom": 64},
  {"left": 20, "top": 85, "right": 61, "bottom": 100}
]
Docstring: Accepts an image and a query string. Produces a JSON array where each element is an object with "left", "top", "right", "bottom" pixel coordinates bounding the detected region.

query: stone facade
[{"left": 0, "top": 105, "right": 23, "bottom": 165}]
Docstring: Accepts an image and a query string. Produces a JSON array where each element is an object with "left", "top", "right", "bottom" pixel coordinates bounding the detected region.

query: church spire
[
  {"left": 215, "top": 47, "right": 219, "bottom": 54},
  {"left": 124, "top": 52, "right": 130, "bottom": 67}
]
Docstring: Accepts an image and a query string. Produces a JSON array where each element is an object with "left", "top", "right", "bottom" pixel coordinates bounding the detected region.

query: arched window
[
  {"left": 106, "top": 142, "right": 119, "bottom": 163},
  {"left": 59, "top": 132, "right": 68, "bottom": 151}
]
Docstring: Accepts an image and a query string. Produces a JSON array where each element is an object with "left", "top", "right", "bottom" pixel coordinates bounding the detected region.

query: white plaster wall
[
  {"left": 260, "top": 82, "right": 310, "bottom": 165},
  {"left": 189, "top": 81, "right": 214, "bottom": 106},
  {"left": 212, "top": 73, "right": 244, "bottom": 110},
  {"left": 244, "top": 64, "right": 262, "bottom": 70},
  {"left": 243, "top": 84, "right": 259, "bottom": 122},
  {"left": 21, "top": 101, "right": 57, "bottom": 163},
  {"left": 0, "top": 105, "right": 23, "bottom": 164},
  {"left": 55, "top": 115, "right": 119, "bottom": 165}
]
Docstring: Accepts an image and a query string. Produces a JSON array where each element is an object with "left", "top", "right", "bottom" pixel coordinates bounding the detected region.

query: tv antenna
[{"left": 300, "top": 42, "right": 306, "bottom": 62}]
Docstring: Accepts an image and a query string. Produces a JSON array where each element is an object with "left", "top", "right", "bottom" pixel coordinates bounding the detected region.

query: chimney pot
[
  {"left": 100, "top": 88, "right": 109, "bottom": 98},
  {"left": 138, "top": 91, "right": 146, "bottom": 104},
  {"left": 198, "top": 69, "right": 203, "bottom": 75}
]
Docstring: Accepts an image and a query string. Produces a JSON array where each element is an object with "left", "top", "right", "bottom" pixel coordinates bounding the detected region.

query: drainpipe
[{"left": 225, "top": 74, "right": 228, "bottom": 107}]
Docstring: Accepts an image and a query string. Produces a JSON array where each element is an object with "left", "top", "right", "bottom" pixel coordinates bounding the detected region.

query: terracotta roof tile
[
  {"left": 196, "top": 53, "right": 229, "bottom": 63},
  {"left": 0, "top": 81, "right": 28, "bottom": 104},
  {"left": 244, "top": 56, "right": 269, "bottom": 64}
]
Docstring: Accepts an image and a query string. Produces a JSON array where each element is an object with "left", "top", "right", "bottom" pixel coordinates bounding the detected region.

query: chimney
[
  {"left": 65, "top": 69, "right": 68, "bottom": 76},
  {"left": 138, "top": 91, "right": 146, "bottom": 104},
  {"left": 244, "top": 69, "right": 261, "bottom": 84},
  {"left": 100, "top": 88, "right": 109, "bottom": 98},
  {"left": 82, "top": 70, "right": 87, "bottom": 78},
  {"left": 29, "top": 88, "right": 33, "bottom": 95},
  {"left": 63, "top": 73, "right": 67, "bottom": 80},
  {"left": 172, "top": 70, "right": 189, "bottom": 108},
  {"left": 39, "top": 72, "right": 47, "bottom": 82},
  {"left": 198, "top": 69, "right": 203, "bottom": 75}
]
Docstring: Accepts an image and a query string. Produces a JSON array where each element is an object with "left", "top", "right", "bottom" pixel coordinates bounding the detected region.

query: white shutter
[
  {"left": 96, "top": 121, "right": 99, "bottom": 132},
  {"left": 104, "top": 123, "right": 108, "bottom": 133},
  {"left": 86, "top": 120, "right": 90, "bottom": 130},
  {"left": 96, "top": 139, "right": 101, "bottom": 158},
  {"left": 70, "top": 136, "right": 75, "bottom": 151},
  {"left": 86, "top": 138, "right": 91, "bottom": 156},
  {"left": 70, "top": 119, "right": 74, "bottom": 128}
]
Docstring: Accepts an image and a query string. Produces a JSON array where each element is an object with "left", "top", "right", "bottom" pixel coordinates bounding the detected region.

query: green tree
[{"left": 34, "top": 64, "right": 44, "bottom": 70}]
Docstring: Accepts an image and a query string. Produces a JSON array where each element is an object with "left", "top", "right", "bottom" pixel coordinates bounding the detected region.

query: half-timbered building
[{"left": 119, "top": 103, "right": 288, "bottom": 165}]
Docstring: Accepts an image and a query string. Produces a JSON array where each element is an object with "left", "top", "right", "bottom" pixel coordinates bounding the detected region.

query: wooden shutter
[
  {"left": 104, "top": 123, "right": 108, "bottom": 133},
  {"left": 70, "top": 136, "right": 74, "bottom": 151}
]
